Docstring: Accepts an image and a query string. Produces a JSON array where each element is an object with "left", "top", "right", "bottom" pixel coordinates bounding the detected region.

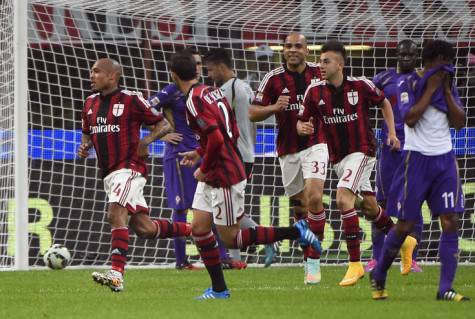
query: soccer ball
[{"left": 43, "top": 244, "right": 71, "bottom": 270}]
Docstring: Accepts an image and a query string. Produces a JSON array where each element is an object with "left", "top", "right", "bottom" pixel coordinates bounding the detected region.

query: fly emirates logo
[
  {"left": 90, "top": 116, "right": 120, "bottom": 134},
  {"left": 285, "top": 94, "right": 304, "bottom": 112},
  {"left": 323, "top": 107, "right": 358, "bottom": 124}
]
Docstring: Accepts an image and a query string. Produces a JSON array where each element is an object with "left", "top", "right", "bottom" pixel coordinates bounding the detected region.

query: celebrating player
[
  {"left": 78, "top": 58, "right": 190, "bottom": 292},
  {"left": 366, "top": 40, "right": 422, "bottom": 275},
  {"left": 249, "top": 32, "right": 328, "bottom": 284},
  {"left": 297, "top": 40, "right": 400, "bottom": 286},
  {"left": 169, "top": 51, "right": 321, "bottom": 299},
  {"left": 370, "top": 40, "right": 469, "bottom": 301},
  {"left": 204, "top": 47, "right": 278, "bottom": 266}
]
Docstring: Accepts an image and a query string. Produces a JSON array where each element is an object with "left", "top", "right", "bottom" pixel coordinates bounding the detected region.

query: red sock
[
  {"left": 192, "top": 231, "right": 226, "bottom": 292},
  {"left": 372, "top": 206, "right": 394, "bottom": 234},
  {"left": 234, "top": 226, "right": 299, "bottom": 249},
  {"left": 154, "top": 219, "right": 191, "bottom": 238},
  {"left": 307, "top": 210, "right": 326, "bottom": 259},
  {"left": 341, "top": 209, "right": 360, "bottom": 262},
  {"left": 111, "top": 227, "right": 128, "bottom": 274}
]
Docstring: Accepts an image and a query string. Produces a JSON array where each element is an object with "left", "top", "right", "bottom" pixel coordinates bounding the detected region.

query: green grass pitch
[{"left": 0, "top": 266, "right": 473, "bottom": 319}]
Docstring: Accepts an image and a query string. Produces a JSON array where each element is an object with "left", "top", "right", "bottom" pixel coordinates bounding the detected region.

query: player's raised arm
[{"left": 380, "top": 98, "right": 400, "bottom": 150}]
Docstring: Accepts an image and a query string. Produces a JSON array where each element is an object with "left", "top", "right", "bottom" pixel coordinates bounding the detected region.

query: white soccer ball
[{"left": 43, "top": 244, "right": 71, "bottom": 270}]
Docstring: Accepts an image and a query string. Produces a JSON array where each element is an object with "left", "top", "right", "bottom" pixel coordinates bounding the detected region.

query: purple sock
[
  {"left": 371, "top": 223, "right": 385, "bottom": 261},
  {"left": 373, "top": 228, "right": 406, "bottom": 282},
  {"left": 411, "top": 220, "right": 423, "bottom": 260},
  {"left": 172, "top": 210, "right": 187, "bottom": 266},
  {"left": 438, "top": 231, "right": 459, "bottom": 295},
  {"left": 212, "top": 225, "right": 229, "bottom": 260}
]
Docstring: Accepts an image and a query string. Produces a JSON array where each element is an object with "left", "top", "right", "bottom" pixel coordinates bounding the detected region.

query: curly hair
[{"left": 422, "top": 40, "right": 455, "bottom": 64}]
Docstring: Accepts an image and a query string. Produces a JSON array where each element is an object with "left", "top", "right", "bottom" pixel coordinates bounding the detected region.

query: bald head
[
  {"left": 285, "top": 32, "right": 307, "bottom": 46},
  {"left": 396, "top": 40, "right": 418, "bottom": 73},
  {"left": 283, "top": 32, "right": 309, "bottom": 71},
  {"left": 95, "top": 58, "right": 122, "bottom": 78},
  {"left": 90, "top": 58, "right": 122, "bottom": 94}
]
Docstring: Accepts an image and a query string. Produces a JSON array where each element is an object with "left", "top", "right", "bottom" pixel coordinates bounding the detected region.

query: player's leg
[
  {"left": 370, "top": 151, "right": 429, "bottom": 299},
  {"left": 436, "top": 213, "right": 469, "bottom": 301},
  {"left": 370, "top": 219, "right": 414, "bottom": 299},
  {"left": 163, "top": 158, "right": 197, "bottom": 269},
  {"left": 429, "top": 152, "right": 468, "bottom": 301},
  {"left": 225, "top": 162, "right": 257, "bottom": 268},
  {"left": 211, "top": 224, "right": 231, "bottom": 265},
  {"left": 278, "top": 153, "right": 312, "bottom": 277},
  {"left": 361, "top": 193, "right": 416, "bottom": 275},
  {"left": 410, "top": 218, "right": 423, "bottom": 272},
  {"left": 367, "top": 223, "right": 384, "bottom": 272},
  {"left": 192, "top": 210, "right": 230, "bottom": 299},
  {"left": 225, "top": 214, "right": 259, "bottom": 268},
  {"left": 301, "top": 143, "right": 328, "bottom": 284},
  {"left": 191, "top": 182, "right": 229, "bottom": 299},
  {"left": 222, "top": 215, "right": 258, "bottom": 269},
  {"left": 129, "top": 212, "right": 190, "bottom": 239},
  {"left": 172, "top": 210, "right": 187, "bottom": 267},
  {"left": 91, "top": 202, "right": 129, "bottom": 292},
  {"left": 334, "top": 153, "right": 374, "bottom": 286},
  {"left": 211, "top": 181, "right": 321, "bottom": 254},
  {"left": 335, "top": 186, "right": 365, "bottom": 286},
  {"left": 303, "top": 178, "right": 325, "bottom": 284},
  {"left": 369, "top": 146, "right": 391, "bottom": 272},
  {"left": 91, "top": 169, "right": 138, "bottom": 292}
]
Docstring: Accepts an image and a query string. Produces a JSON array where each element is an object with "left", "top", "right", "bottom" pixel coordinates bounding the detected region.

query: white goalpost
[{"left": 1, "top": 0, "right": 474, "bottom": 269}]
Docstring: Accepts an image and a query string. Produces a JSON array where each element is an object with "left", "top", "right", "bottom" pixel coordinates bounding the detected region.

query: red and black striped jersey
[
  {"left": 252, "top": 62, "right": 326, "bottom": 156},
  {"left": 82, "top": 88, "right": 163, "bottom": 178},
  {"left": 185, "top": 83, "right": 246, "bottom": 188},
  {"left": 299, "top": 76, "right": 385, "bottom": 164}
]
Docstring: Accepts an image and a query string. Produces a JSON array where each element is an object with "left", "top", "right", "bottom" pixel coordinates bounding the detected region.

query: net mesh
[
  {"left": 0, "top": 0, "right": 474, "bottom": 268},
  {"left": 0, "top": 0, "right": 15, "bottom": 267}
]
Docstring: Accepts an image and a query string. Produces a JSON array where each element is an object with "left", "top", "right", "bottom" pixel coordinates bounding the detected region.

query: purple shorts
[
  {"left": 163, "top": 158, "right": 198, "bottom": 210},
  {"left": 387, "top": 150, "right": 464, "bottom": 222},
  {"left": 376, "top": 145, "right": 404, "bottom": 206}
]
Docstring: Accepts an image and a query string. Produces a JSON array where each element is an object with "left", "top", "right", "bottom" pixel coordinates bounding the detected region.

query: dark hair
[
  {"left": 182, "top": 47, "right": 200, "bottom": 56},
  {"left": 321, "top": 39, "right": 347, "bottom": 63},
  {"left": 168, "top": 51, "right": 197, "bottom": 81},
  {"left": 203, "top": 47, "right": 233, "bottom": 69},
  {"left": 422, "top": 40, "right": 455, "bottom": 64}
]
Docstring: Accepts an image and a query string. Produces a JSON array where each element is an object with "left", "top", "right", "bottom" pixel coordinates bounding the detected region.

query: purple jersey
[
  {"left": 149, "top": 84, "right": 199, "bottom": 161},
  {"left": 372, "top": 68, "right": 405, "bottom": 146}
]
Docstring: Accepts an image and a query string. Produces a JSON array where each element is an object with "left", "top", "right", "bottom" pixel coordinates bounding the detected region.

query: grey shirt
[{"left": 221, "top": 77, "right": 255, "bottom": 163}]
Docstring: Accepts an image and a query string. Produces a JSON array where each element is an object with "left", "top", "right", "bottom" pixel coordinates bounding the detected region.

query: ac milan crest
[
  {"left": 347, "top": 91, "right": 358, "bottom": 105},
  {"left": 112, "top": 103, "right": 124, "bottom": 117}
]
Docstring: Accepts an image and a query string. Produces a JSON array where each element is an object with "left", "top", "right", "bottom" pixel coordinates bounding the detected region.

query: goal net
[{"left": 1, "top": 0, "right": 474, "bottom": 268}]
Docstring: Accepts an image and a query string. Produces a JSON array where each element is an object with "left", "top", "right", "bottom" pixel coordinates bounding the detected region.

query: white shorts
[
  {"left": 333, "top": 152, "right": 376, "bottom": 195},
  {"left": 278, "top": 143, "right": 329, "bottom": 197},
  {"left": 192, "top": 180, "right": 246, "bottom": 226},
  {"left": 103, "top": 168, "right": 149, "bottom": 213}
]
